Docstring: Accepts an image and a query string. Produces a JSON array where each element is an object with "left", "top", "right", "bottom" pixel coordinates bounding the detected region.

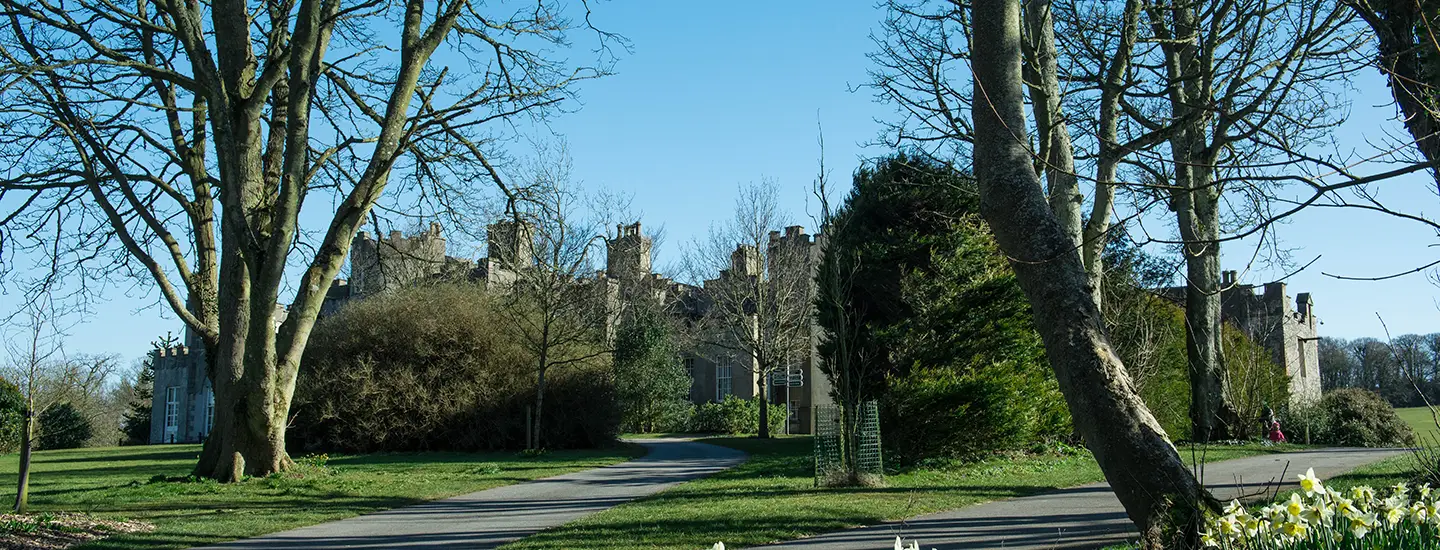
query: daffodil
[
  {"left": 1387, "top": 505, "right": 1407, "bottom": 526},
  {"left": 1351, "top": 513, "right": 1375, "bottom": 539},
  {"left": 1217, "top": 515, "right": 1240, "bottom": 537},
  {"left": 1243, "top": 516, "right": 1263, "bottom": 537},
  {"left": 1224, "top": 499, "right": 1244, "bottom": 515},
  {"left": 1299, "top": 468, "right": 1325, "bottom": 496},
  {"left": 1301, "top": 501, "right": 1333, "bottom": 523},
  {"left": 1281, "top": 520, "right": 1308, "bottom": 540},
  {"left": 1336, "top": 496, "right": 1360, "bottom": 518},
  {"left": 712, "top": 544, "right": 725, "bottom": 550},
  {"left": 1199, "top": 529, "right": 1219, "bottom": 548},
  {"left": 1286, "top": 493, "right": 1306, "bottom": 518}
]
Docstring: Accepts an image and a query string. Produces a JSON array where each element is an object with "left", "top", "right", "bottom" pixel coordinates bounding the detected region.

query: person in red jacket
[{"left": 1267, "top": 419, "right": 1287, "bottom": 443}]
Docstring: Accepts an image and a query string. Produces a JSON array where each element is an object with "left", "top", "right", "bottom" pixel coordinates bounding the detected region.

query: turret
[{"left": 606, "top": 222, "right": 653, "bottom": 281}]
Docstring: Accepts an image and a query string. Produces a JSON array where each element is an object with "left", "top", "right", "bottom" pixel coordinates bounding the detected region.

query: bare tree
[
  {"left": 684, "top": 183, "right": 814, "bottom": 439},
  {"left": 1132, "top": 0, "right": 1358, "bottom": 441},
  {"left": 970, "top": 0, "right": 1211, "bottom": 545},
  {"left": 3, "top": 301, "right": 117, "bottom": 512},
  {"left": 0, "top": 0, "right": 618, "bottom": 479},
  {"left": 493, "top": 148, "right": 612, "bottom": 450}
]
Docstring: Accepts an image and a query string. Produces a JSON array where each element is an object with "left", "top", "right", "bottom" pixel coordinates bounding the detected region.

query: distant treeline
[{"left": 1321, "top": 334, "right": 1440, "bottom": 407}]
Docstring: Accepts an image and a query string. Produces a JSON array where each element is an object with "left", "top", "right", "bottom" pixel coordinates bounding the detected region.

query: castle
[
  {"left": 1162, "top": 270, "right": 1322, "bottom": 404},
  {"left": 149, "top": 221, "right": 835, "bottom": 442}
]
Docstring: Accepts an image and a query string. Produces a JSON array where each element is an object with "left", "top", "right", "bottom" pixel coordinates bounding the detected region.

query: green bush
[
  {"left": 881, "top": 361, "right": 1070, "bottom": 464},
  {"left": 1285, "top": 388, "right": 1414, "bottom": 447},
  {"left": 291, "top": 283, "right": 619, "bottom": 453},
  {"left": 613, "top": 306, "right": 691, "bottom": 434},
  {"left": 38, "top": 403, "right": 91, "bottom": 450},
  {"left": 688, "top": 396, "right": 785, "bottom": 435},
  {"left": 0, "top": 380, "right": 24, "bottom": 453}
]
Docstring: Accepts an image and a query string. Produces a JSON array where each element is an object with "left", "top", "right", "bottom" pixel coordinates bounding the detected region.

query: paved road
[
  {"left": 757, "top": 447, "right": 1408, "bottom": 550},
  {"left": 197, "top": 438, "right": 746, "bottom": 550}
]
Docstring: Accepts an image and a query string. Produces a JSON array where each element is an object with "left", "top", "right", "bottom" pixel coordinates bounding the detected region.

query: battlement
[
  {"left": 351, "top": 223, "right": 450, "bottom": 297},
  {"left": 154, "top": 345, "right": 192, "bottom": 358},
  {"left": 607, "top": 222, "right": 652, "bottom": 281}
]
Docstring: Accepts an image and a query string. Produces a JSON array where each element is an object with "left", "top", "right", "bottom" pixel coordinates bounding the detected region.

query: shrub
[
  {"left": 1306, "top": 388, "right": 1414, "bottom": 447},
  {"left": 613, "top": 306, "right": 691, "bottom": 433},
  {"left": 38, "top": 403, "right": 92, "bottom": 450},
  {"left": 0, "top": 380, "right": 24, "bottom": 453},
  {"left": 290, "top": 283, "right": 619, "bottom": 453},
  {"left": 881, "top": 361, "right": 1070, "bottom": 465},
  {"left": 688, "top": 396, "right": 785, "bottom": 435}
]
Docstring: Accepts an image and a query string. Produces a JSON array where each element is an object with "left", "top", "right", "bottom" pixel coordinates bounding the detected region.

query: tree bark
[
  {"left": 971, "top": 0, "right": 1209, "bottom": 545},
  {"left": 1023, "top": 0, "right": 1082, "bottom": 249},
  {"left": 1353, "top": 0, "right": 1440, "bottom": 189},
  {"left": 14, "top": 411, "right": 34, "bottom": 513},
  {"left": 757, "top": 369, "right": 771, "bottom": 439},
  {"left": 1179, "top": 187, "right": 1237, "bottom": 442},
  {"left": 1081, "top": 0, "right": 1143, "bottom": 313}
]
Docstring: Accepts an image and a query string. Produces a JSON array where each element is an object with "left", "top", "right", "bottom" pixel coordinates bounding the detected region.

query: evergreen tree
[
  {"left": 38, "top": 403, "right": 92, "bottom": 450},
  {"left": 120, "top": 359, "right": 155, "bottom": 445},
  {"left": 613, "top": 305, "right": 691, "bottom": 433}
]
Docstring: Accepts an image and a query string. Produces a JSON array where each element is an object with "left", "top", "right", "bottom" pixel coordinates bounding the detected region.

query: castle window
[
  {"left": 204, "top": 390, "right": 215, "bottom": 436},
  {"left": 717, "top": 364, "right": 733, "bottom": 401},
  {"left": 1298, "top": 338, "right": 1308, "bottom": 378},
  {"left": 684, "top": 357, "right": 695, "bottom": 379},
  {"left": 164, "top": 387, "right": 180, "bottom": 441}
]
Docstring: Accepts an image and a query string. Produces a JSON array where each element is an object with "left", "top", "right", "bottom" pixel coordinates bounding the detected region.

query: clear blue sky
[{"left": 20, "top": 1, "right": 1440, "bottom": 363}]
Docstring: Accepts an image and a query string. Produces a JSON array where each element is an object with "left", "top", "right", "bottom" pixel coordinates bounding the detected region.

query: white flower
[
  {"left": 712, "top": 544, "right": 725, "bottom": 550},
  {"left": 1298, "top": 468, "right": 1325, "bottom": 496},
  {"left": 1286, "top": 493, "right": 1306, "bottom": 518},
  {"left": 1351, "top": 513, "right": 1376, "bottom": 538}
]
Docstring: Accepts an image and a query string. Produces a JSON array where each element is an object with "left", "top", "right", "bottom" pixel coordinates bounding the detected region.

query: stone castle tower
[
  {"left": 1219, "top": 271, "right": 1321, "bottom": 403},
  {"left": 607, "top": 222, "right": 652, "bottom": 281},
  {"left": 350, "top": 222, "right": 449, "bottom": 297}
]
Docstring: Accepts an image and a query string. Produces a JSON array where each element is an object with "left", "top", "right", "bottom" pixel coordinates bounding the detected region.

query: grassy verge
[
  {"left": 0, "top": 443, "right": 643, "bottom": 550},
  {"left": 501, "top": 437, "right": 1301, "bottom": 550},
  {"left": 1398, "top": 406, "right": 1440, "bottom": 442}
]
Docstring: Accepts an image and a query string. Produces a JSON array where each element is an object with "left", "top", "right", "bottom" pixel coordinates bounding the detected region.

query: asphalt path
[
  {"left": 756, "top": 447, "right": 1408, "bottom": 550},
  {"left": 196, "top": 438, "right": 746, "bottom": 550}
]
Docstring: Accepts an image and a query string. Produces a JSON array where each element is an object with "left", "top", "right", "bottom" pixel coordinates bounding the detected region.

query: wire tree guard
[{"left": 814, "top": 401, "right": 883, "bottom": 487}]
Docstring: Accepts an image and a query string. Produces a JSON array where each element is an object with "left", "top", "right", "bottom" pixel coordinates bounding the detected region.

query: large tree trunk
[
  {"left": 14, "top": 410, "right": 34, "bottom": 513},
  {"left": 971, "top": 0, "right": 1210, "bottom": 545},
  {"left": 1177, "top": 176, "right": 1240, "bottom": 442},
  {"left": 1354, "top": 0, "right": 1440, "bottom": 189}
]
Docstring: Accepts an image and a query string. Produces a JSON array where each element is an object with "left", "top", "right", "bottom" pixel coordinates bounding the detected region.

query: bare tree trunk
[
  {"left": 14, "top": 411, "right": 34, "bottom": 513},
  {"left": 971, "top": 0, "right": 1209, "bottom": 544},
  {"left": 757, "top": 367, "right": 771, "bottom": 439},
  {"left": 1080, "top": 0, "right": 1143, "bottom": 312},
  {"left": 1023, "top": 0, "right": 1082, "bottom": 248},
  {"left": 1177, "top": 179, "right": 1239, "bottom": 442},
  {"left": 534, "top": 360, "right": 548, "bottom": 451}
]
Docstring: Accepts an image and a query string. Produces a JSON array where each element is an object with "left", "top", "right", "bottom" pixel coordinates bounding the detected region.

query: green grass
[
  {"left": 0, "top": 443, "right": 643, "bottom": 549},
  {"left": 1397, "top": 406, "right": 1440, "bottom": 443},
  {"left": 500, "top": 437, "right": 1302, "bottom": 550}
]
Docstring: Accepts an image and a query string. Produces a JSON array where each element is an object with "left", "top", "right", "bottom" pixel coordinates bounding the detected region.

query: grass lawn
[
  {"left": 500, "top": 437, "right": 1304, "bottom": 550},
  {"left": 0, "top": 443, "right": 643, "bottom": 550},
  {"left": 1397, "top": 406, "right": 1440, "bottom": 443}
]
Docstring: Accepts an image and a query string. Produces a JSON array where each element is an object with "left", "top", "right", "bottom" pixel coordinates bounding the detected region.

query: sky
[{"left": 9, "top": 1, "right": 1440, "bottom": 364}]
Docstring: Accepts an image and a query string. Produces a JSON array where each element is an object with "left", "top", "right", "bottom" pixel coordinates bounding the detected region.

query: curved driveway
[
  {"left": 757, "top": 447, "right": 1407, "bottom": 550},
  {"left": 198, "top": 438, "right": 746, "bottom": 550}
]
